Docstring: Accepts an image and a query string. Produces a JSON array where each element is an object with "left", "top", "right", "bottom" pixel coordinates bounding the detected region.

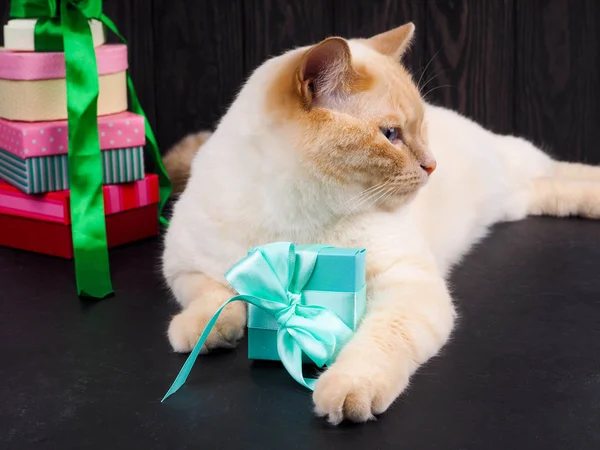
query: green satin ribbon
[
  {"left": 10, "top": 0, "right": 172, "bottom": 298},
  {"left": 162, "top": 242, "right": 356, "bottom": 401}
]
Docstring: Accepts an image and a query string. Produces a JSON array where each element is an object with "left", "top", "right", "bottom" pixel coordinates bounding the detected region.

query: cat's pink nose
[{"left": 421, "top": 160, "right": 436, "bottom": 175}]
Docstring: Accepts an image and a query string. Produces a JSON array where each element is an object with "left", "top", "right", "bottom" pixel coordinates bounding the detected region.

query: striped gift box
[
  {"left": 0, "top": 174, "right": 160, "bottom": 258},
  {"left": 0, "top": 112, "right": 146, "bottom": 194},
  {"left": 0, "top": 146, "right": 144, "bottom": 193},
  {"left": 0, "top": 173, "right": 159, "bottom": 224}
]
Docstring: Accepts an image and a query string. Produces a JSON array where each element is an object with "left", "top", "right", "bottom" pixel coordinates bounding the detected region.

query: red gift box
[{"left": 0, "top": 174, "right": 160, "bottom": 258}]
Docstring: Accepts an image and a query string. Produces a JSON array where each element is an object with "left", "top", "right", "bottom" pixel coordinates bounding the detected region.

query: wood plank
[
  {"left": 515, "top": 0, "right": 600, "bottom": 162},
  {"left": 0, "top": 0, "right": 8, "bottom": 46},
  {"left": 243, "top": 0, "right": 333, "bottom": 74},
  {"left": 152, "top": 0, "right": 245, "bottom": 150},
  {"left": 103, "top": 1, "right": 158, "bottom": 145},
  {"left": 424, "top": 0, "right": 515, "bottom": 134},
  {"left": 332, "top": 0, "right": 426, "bottom": 73}
]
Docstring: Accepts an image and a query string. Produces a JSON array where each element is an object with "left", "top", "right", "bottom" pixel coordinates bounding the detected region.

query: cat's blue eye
[{"left": 381, "top": 127, "right": 399, "bottom": 142}]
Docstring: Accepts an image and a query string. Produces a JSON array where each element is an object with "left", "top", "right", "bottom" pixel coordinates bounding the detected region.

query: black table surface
[{"left": 1, "top": 217, "right": 599, "bottom": 450}]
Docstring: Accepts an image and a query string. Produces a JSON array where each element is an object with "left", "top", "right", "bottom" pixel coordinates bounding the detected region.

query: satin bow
[
  {"left": 162, "top": 242, "right": 355, "bottom": 401},
  {"left": 10, "top": 0, "right": 172, "bottom": 298}
]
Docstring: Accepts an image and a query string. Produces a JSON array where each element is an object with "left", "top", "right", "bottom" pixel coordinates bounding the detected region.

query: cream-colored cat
[{"left": 162, "top": 24, "right": 600, "bottom": 424}]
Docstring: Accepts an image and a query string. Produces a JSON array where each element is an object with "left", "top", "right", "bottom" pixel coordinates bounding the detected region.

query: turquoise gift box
[
  {"left": 162, "top": 243, "right": 367, "bottom": 401},
  {"left": 247, "top": 247, "right": 367, "bottom": 362}
]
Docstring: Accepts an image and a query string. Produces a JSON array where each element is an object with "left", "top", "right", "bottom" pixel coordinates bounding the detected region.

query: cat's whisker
[
  {"left": 342, "top": 184, "right": 388, "bottom": 214},
  {"left": 351, "top": 186, "right": 394, "bottom": 219},
  {"left": 346, "top": 183, "right": 389, "bottom": 211},
  {"left": 383, "top": 184, "right": 404, "bottom": 203},
  {"left": 416, "top": 46, "right": 444, "bottom": 92},
  {"left": 370, "top": 186, "right": 395, "bottom": 208},
  {"left": 335, "top": 183, "right": 391, "bottom": 227},
  {"left": 419, "top": 70, "right": 447, "bottom": 93},
  {"left": 379, "top": 186, "right": 397, "bottom": 206},
  {"left": 324, "top": 185, "right": 382, "bottom": 225},
  {"left": 422, "top": 84, "right": 455, "bottom": 100},
  {"left": 344, "top": 183, "right": 386, "bottom": 205}
]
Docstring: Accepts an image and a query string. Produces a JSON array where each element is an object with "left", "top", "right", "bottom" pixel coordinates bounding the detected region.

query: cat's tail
[
  {"left": 496, "top": 136, "right": 600, "bottom": 219},
  {"left": 162, "top": 131, "right": 212, "bottom": 194},
  {"left": 528, "top": 161, "right": 600, "bottom": 219}
]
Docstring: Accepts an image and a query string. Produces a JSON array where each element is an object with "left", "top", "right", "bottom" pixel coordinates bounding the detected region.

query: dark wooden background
[{"left": 1, "top": 0, "right": 599, "bottom": 162}]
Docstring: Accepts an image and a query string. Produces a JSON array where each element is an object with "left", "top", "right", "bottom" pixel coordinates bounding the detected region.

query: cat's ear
[
  {"left": 297, "top": 37, "right": 352, "bottom": 106},
  {"left": 367, "top": 23, "right": 415, "bottom": 59}
]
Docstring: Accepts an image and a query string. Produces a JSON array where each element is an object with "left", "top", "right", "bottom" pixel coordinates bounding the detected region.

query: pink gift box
[
  {"left": 0, "top": 112, "right": 145, "bottom": 157},
  {"left": 0, "top": 44, "right": 127, "bottom": 80}
]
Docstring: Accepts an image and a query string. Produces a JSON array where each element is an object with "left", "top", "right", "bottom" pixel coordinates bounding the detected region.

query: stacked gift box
[{"left": 0, "top": 19, "right": 159, "bottom": 258}]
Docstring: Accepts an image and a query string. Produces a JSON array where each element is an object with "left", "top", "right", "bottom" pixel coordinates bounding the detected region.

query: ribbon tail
[
  {"left": 277, "top": 331, "right": 317, "bottom": 391},
  {"left": 162, "top": 298, "right": 240, "bottom": 402},
  {"left": 163, "top": 293, "right": 302, "bottom": 400},
  {"left": 99, "top": 14, "right": 172, "bottom": 227},
  {"left": 62, "top": 2, "right": 112, "bottom": 298}
]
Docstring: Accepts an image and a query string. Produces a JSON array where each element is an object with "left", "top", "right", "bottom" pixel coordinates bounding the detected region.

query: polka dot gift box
[{"left": 0, "top": 112, "right": 145, "bottom": 194}]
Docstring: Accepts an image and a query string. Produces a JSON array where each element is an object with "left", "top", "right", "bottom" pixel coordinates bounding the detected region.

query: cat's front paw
[
  {"left": 313, "top": 360, "right": 407, "bottom": 425},
  {"left": 168, "top": 302, "right": 246, "bottom": 353}
]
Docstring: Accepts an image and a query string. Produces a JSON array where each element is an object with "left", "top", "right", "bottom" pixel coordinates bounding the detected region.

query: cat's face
[{"left": 267, "top": 24, "right": 434, "bottom": 211}]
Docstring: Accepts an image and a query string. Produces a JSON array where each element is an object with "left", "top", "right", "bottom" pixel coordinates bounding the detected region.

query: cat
[{"left": 161, "top": 23, "right": 600, "bottom": 425}]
